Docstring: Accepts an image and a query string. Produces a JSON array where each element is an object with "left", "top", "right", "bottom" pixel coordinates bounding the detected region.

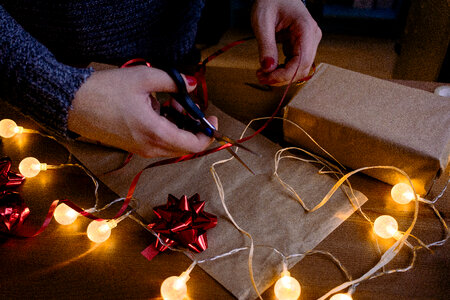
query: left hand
[{"left": 251, "top": 0, "right": 322, "bottom": 86}]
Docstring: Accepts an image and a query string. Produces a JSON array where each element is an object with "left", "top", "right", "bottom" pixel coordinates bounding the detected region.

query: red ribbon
[
  {"left": 0, "top": 191, "right": 30, "bottom": 233},
  {"left": 0, "top": 157, "right": 29, "bottom": 234},
  {"left": 4, "top": 198, "right": 103, "bottom": 238},
  {"left": 141, "top": 194, "right": 217, "bottom": 261},
  {"left": 0, "top": 157, "right": 25, "bottom": 189},
  {"left": 0, "top": 158, "right": 103, "bottom": 238}
]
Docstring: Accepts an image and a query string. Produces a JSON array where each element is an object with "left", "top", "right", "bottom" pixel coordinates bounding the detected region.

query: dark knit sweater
[{"left": 0, "top": 0, "right": 205, "bottom": 137}]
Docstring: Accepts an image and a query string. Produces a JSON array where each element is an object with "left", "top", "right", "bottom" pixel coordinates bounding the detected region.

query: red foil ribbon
[
  {"left": 0, "top": 157, "right": 25, "bottom": 189},
  {"left": 0, "top": 191, "right": 30, "bottom": 233},
  {"left": 9, "top": 198, "right": 104, "bottom": 238},
  {"left": 194, "top": 36, "right": 254, "bottom": 109},
  {"left": 141, "top": 194, "right": 217, "bottom": 261},
  {"left": 0, "top": 154, "right": 102, "bottom": 237}
]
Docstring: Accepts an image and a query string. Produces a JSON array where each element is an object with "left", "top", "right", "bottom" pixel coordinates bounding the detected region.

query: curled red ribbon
[
  {"left": 0, "top": 157, "right": 25, "bottom": 189},
  {"left": 0, "top": 191, "right": 30, "bottom": 233},
  {"left": 0, "top": 157, "right": 29, "bottom": 234},
  {"left": 141, "top": 194, "right": 217, "bottom": 261},
  {"left": 6, "top": 198, "right": 102, "bottom": 238}
]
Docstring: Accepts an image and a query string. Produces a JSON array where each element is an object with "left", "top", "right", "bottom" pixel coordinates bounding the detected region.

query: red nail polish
[
  {"left": 185, "top": 75, "right": 197, "bottom": 86},
  {"left": 262, "top": 57, "right": 275, "bottom": 70}
]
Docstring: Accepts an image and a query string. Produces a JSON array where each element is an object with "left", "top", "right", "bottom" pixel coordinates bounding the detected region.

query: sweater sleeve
[{"left": 0, "top": 5, "right": 93, "bottom": 138}]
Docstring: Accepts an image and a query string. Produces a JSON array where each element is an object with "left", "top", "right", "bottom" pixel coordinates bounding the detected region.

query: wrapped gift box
[{"left": 283, "top": 63, "right": 450, "bottom": 195}]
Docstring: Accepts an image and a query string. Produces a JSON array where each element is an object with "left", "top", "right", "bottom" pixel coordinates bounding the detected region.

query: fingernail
[
  {"left": 185, "top": 75, "right": 197, "bottom": 86},
  {"left": 261, "top": 57, "right": 275, "bottom": 70}
]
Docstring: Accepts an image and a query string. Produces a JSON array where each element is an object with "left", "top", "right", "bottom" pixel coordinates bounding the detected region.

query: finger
[
  {"left": 252, "top": 7, "right": 278, "bottom": 73},
  {"left": 170, "top": 98, "right": 185, "bottom": 114},
  {"left": 193, "top": 115, "right": 218, "bottom": 149},
  {"left": 285, "top": 5, "right": 321, "bottom": 81},
  {"left": 170, "top": 98, "right": 204, "bottom": 116},
  {"left": 258, "top": 24, "right": 320, "bottom": 85},
  {"left": 258, "top": 62, "right": 314, "bottom": 86},
  {"left": 257, "top": 55, "right": 301, "bottom": 86},
  {"left": 149, "top": 93, "right": 160, "bottom": 113},
  {"left": 152, "top": 114, "right": 217, "bottom": 155},
  {"left": 140, "top": 67, "right": 198, "bottom": 94},
  {"left": 292, "top": 21, "right": 321, "bottom": 80}
]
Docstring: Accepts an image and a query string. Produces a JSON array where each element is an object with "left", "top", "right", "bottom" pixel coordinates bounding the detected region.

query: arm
[
  {"left": 0, "top": 5, "right": 92, "bottom": 137},
  {"left": 0, "top": 5, "right": 216, "bottom": 157}
]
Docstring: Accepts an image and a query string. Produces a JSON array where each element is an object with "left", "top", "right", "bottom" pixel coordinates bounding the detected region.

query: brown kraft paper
[{"left": 65, "top": 103, "right": 367, "bottom": 299}]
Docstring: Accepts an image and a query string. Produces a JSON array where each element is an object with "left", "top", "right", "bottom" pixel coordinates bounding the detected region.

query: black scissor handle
[{"left": 165, "top": 68, "right": 206, "bottom": 121}]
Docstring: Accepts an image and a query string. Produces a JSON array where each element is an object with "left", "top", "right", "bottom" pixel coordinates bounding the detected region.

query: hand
[
  {"left": 68, "top": 66, "right": 218, "bottom": 157},
  {"left": 251, "top": 0, "right": 322, "bottom": 86}
]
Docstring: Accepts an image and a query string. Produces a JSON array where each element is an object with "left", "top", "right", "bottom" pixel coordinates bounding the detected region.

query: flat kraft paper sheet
[
  {"left": 66, "top": 104, "right": 367, "bottom": 299},
  {"left": 284, "top": 63, "right": 450, "bottom": 195}
]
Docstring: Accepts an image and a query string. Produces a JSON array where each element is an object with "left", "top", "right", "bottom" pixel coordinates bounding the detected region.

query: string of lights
[{"left": 1, "top": 98, "right": 449, "bottom": 300}]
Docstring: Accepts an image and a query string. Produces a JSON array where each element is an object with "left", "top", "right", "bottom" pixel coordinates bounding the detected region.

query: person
[{"left": 0, "top": 0, "right": 321, "bottom": 158}]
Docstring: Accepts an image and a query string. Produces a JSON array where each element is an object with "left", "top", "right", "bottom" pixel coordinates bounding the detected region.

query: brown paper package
[
  {"left": 65, "top": 65, "right": 367, "bottom": 299},
  {"left": 283, "top": 63, "right": 450, "bottom": 196}
]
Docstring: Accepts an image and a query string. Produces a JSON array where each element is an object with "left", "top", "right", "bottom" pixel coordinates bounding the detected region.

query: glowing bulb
[
  {"left": 54, "top": 203, "right": 78, "bottom": 225},
  {"left": 374, "top": 215, "right": 399, "bottom": 239},
  {"left": 19, "top": 157, "right": 47, "bottom": 178},
  {"left": 87, "top": 219, "right": 116, "bottom": 243},
  {"left": 0, "top": 119, "right": 23, "bottom": 138},
  {"left": 161, "top": 271, "right": 190, "bottom": 300},
  {"left": 391, "top": 183, "right": 416, "bottom": 204},
  {"left": 330, "top": 293, "right": 353, "bottom": 300},
  {"left": 274, "top": 271, "right": 301, "bottom": 300}
]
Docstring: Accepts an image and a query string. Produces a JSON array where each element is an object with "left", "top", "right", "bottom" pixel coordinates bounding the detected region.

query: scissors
[{"left": 164, "top": 68, "right": 258, "bottom": 174}]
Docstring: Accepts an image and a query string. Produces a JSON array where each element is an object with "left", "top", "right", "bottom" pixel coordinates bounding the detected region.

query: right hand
[
  {"left": 252, "top": 0, "right": 321, "bottom": 86},
  {"left": 68, "top": 66, "right": 218, "bottom": 157}
]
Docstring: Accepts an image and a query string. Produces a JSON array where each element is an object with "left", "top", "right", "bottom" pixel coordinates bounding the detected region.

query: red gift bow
[
  {"left": 141, "top": 194, "right": 217, "bottom": 261},
  {"left": 0, "top": 157, "right": 25, "bottom": 189},
  {"left": 0, "top": 191, "right": 30, "bottom": 232}
]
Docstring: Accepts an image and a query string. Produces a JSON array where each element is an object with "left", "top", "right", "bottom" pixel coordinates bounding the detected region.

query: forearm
[{"left": 0, "top": 5, "right": 93, "bottom": 137}]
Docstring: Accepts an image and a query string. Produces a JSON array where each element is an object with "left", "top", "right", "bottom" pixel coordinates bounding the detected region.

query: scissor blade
[
  {"left": 213, "top": 131, "right": 260, "bottom": 157},
  {"left": 218, "top": 142, "right": 255, "bottom": 175},
  {"left": 226, "top": 148, "right": 255, "bottom": 175}
]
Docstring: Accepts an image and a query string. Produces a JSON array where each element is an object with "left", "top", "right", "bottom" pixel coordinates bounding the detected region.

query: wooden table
[{"left": 0, "top": 81, "right": 448, "bottom": 299}]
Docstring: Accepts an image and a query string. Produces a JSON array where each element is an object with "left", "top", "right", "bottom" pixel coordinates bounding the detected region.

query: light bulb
[
  {"left": 87, "top": 219, "right": 116, "bottom": 243},
  {"left": 274, "top": 271, "right": 301, "bottom": 300},
  {"left": 0, "top": 119, "right": 23, "bottom": 138},
  {"left": 19, "top": 157, "right": 47, "bottom": 178},
  {"left": 374, "top": 215, "right": 398, "bottom": 239},
  {"left": 434, "top": 85, "right": 450, "bottom": 97},
  {"left": 330, "top": 293, "right": 353, "bottom": 300},
  {"left": 391, "top": 183, "right": 415, "bottom": 204},
  {"left": 161, "top": 271, "right": 190, "bottom": 300},
  {"left": 54, "top": 203, "right": 78, "bottom": 225}
]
